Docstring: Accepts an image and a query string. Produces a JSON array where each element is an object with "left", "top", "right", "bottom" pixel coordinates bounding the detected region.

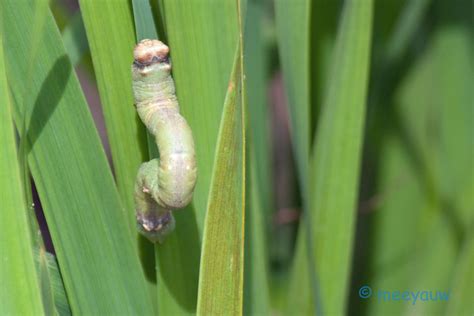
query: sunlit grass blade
[
  {"left": 149, "top": 2, "right": 241, "bottom": 311},
  {"left": 0, "top": 32, "right": 45, "bottom": 316},
  {"left": 79, "top": 0, "right": 147, "bottom": 232},
  {"left": 197, "top": 48, "right": 245, "bottom": 315},
  {"left": 4, "top": 15, "right": 69, "bottom": 313},
  {"left": 285, "top": 1, "right": 373, "bottom": 314},
  {"left": 17, "top": 0, "right": 48, "bottom": 215},
  {"left": 309, "top": 0, "right": 373, "bottom": 314},
  {"left": 78, "top": 1, "right": 156, "bottom": 298},
  {"left": 4, "top": 7, "right": 64, "bottom": 314},
  {"left": 2, "top": 2, "right": 154, "bottom": 314},
  {"left": 163, "top": 1, "right": 239, "bottom": 233}
]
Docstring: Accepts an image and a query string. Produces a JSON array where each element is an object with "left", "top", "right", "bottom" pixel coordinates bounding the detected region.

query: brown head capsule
[{"left": 133, "top": 39, "right": 170, "bottom": 67}]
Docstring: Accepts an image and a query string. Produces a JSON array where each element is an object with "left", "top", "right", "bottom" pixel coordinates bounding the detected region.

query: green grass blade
[
  {"left": 310, "top": 0, "right": 339, "bottom": 117},
  {"left": 4, "top": 8, "right": 61, "bottom": 314},
  {"left": 131, "top": 0, "right": 160, "bottom": 160},
  {"left": 197, "top": 48, "right": 245, "bottom": 315},
  {"left": 0, "top": 32, "right": 45, "bottom": 316},
  {"left": 245, "top": 0, "right": 273, "bottom": 220},
  {"left": 274, "top": 2, "right": 315, "bottom": 312},
  {"left": 2, "top": 3, "right": 154, "bottom": 314},
  {"left": 132, "top": 0, "right": 158, "bottom": 40},
  {"left": 384, "top": 0, "right": 431, "bottom": 64},
  {"left": 5, "top": 11, "right": 69, "bottom": 312},
  {"left": 79, "top": 0, "right": 147, "bottom": 232},
  {"left": 163, "top": 1, "right": 239, "bottom": 233},
  {"left": 243, "top": 1, "right": 271, "bottom": 314},
  {"left": 17, "top": 0, "right": 48, "bottom": 211},
  {"left": 309, "top": 0, "right": 373, "bottom": 314},
  {"left": 78, "top": 1, "right": 156, "bottom": 297},
  {"left": 274, "top": 0, "right": 311, "bottom": 197},
  {"left": 149, "top": 2, "right": 240, "bottom": 311},
  {"left": 153, "top": 220, "right": 200, "bottom": 315},
  {"left": 244, "top": 154, "right": 271, "bottom": 315},
  {"left": 61, "top": 12, "right": 89, "bottom": 67},
  {"left": 285, "top": 229, "right": 314, "bottom": 314},
  {"left": 285, "top": 1, "right": 373, "bottom": 313},
  {"left": 36, "top": 250, "right": 72, "bottom": 316},
  {"left": 35, "top": 248, "right": 71, "bottom": 316},
  {"left": 446, "top": 233, "right": 474, "bottom": 315}
]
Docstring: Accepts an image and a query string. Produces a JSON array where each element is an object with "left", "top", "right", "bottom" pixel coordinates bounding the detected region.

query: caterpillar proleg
[{"left": 132, "top": 39, "right": 197, "bottom": 243}]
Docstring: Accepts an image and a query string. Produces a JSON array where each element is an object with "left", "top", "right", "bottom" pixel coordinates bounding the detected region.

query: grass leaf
[
  {"left": 0, "top": 30, "right": 45, "bottom": 316},
  {"left": 163, "top": 1, "right": 239, "bottom": 233},
  {"left": 309, "top": 1, "right": 373, "bottom": 314},
  {"left": 274, "top": 0, "right": 311, "bottom": 196},
  {"left": 150, "top": 2, "right": 241, "bottom": 312},
  {"left": 132, "top": 0, "right": 158, "bottom": 40},
  {"left": 35, "top": 249, "right": 72, "bottom": 316},
  {"left": 243, "top": 0, "right": 271, "bottom": 314},
  {"left": 2, "top": 2, "right": 154, "bottom": 313},
  {"left": 79, "top": 0, "right": 147, "bottom": 231},
  {"left": 197, "top": 48, "right": 245, "bottom": 315},
  {"left": 61, "top": 12, "right": 89, "bottom": 66}
]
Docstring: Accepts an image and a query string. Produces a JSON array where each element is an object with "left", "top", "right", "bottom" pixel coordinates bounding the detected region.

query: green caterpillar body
[{"left": 132, "top": 39, "right": 197, "bottom": 243}]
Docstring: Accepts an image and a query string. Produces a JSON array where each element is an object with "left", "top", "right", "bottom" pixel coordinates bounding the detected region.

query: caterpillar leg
[{"left": 134, "top": 159, "right": 175, "bottom": 243}]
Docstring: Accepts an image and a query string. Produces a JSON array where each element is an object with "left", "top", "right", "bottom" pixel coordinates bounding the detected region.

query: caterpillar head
[
  {"left": 133, "top": 39, "right": 171, "bottom": 74},
  {"left": 136, "top": 210, "right": 175, "bottom": 243}
]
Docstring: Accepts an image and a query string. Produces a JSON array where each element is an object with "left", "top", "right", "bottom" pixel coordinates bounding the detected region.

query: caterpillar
[{"left": 132, "top": 39, "right": 197, "bottom": 243}]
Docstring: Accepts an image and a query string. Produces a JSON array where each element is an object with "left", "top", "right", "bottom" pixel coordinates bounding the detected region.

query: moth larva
[{"left": 132, "top": 39, "right": 197, "bottom": 243}]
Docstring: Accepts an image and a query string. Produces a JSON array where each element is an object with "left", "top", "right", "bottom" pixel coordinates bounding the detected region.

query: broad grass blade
[
  {"left": 2, "top": 3, "right": 154, "bottom": 313},
  {"left": 0, "top": 31, "right": 45, "bottom": 316},
  {"left": 197, "top": 50, "right": 245, "bottom": 315}
]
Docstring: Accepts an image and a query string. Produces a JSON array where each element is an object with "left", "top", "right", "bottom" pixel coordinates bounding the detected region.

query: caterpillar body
[{"left": 132, "top": 39, "right": 197, "bottom": 243}]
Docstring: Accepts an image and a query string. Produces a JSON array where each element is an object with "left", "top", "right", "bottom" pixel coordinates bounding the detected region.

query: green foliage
[
  {"left": 0, "top": 30, "right": 45, "bottom": 316},
  {"left": 1, "top": 1, "right": 153, "bottom": 314},
  {"left": 0, "top": 0, "right": 471, "bottom": 315}
]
